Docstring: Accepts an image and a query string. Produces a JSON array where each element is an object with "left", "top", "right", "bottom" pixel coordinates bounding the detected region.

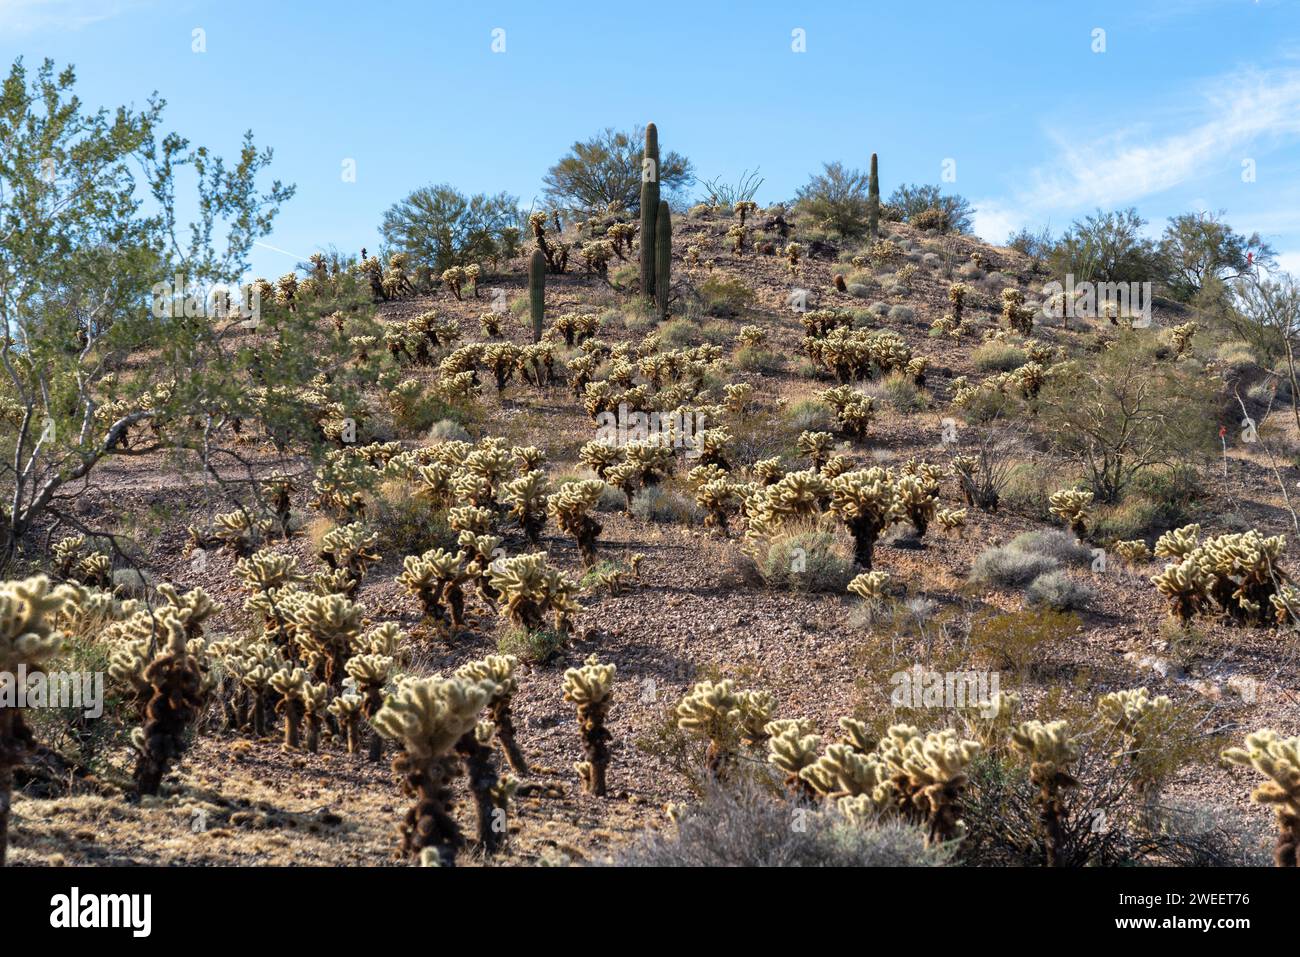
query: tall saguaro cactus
[
  {"left": 528, "top": 249, "right": 546, "bottom": 343},
  {"left": 639, "top": 122, "right": 660, "bottom": 298},
  {"left": 867, "top": 152, "right": 880, "bottom": 239},
  {"left": 654, "top": 199, "right": 671, "bottom": 319}
]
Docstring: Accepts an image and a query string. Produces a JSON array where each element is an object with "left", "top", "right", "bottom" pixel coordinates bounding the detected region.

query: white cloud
[
  {"left": 0, "top": 0, "right": 139, "bottom": 34},
  {"left": 1274, "top": 249, "right": 1300, "bottom": 278},
  {"left": 981, "top": 66, "right": 1300, "bottom": 236}
]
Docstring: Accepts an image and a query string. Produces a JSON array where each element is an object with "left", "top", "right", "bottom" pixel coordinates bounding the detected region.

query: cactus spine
[
  {"left": 639, "top": 122, "right": 660, "bottom": 297},
  {"left": 867, "top": 153, "right": 880, "bottom": 239},
  {"left": 654, "top": 199, "right": 671, "bottom": 319},
  {"left": 528, "top": 248, "right": 546, "bottom": 343}
]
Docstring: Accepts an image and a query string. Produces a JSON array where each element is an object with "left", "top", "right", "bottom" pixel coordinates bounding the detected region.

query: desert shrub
[
  {"left": 733, "top": 345, "right": 783, "bottom": 373},
  {"left": 1039, "top": 336, "right": 1217, "bottom": 502},
  {"left": 969, "top": 545, "right": 1059, "bottom": 589},
  {"left": 498, "top": 625, "right": 566, "bottom": 665},
  {"left": 630, "top": 485, "right": 704, "bottom": 524},
  {"left": 795, "top": 161, "right": 872, "bottom": 238},
  {"left": 960, "top": 751, "right": 1266, "bottom": 867},
  {"left": 1026, "top": 570, "right": 1095, "bottom": 611},
  {"left": 782, "top": 399, "right": 839, "bottom": 435},
  {"left": 863, "top": 372, "right": 925, "bottom": 413},
  {"left": 661, "top": 317, "right": 729, "bottom": 347},
  {"left": 696, "top": 274, "right": 756, "bottom": 317},
  {"left": 381, "top": 183, "right": 520, "bottom": 274},
  {"left": 611, "top": 778, "right": 948, "bottom": 867},
  {"left": 742, "top": 524, "right": 857, "bottom": 592},
  {"left": 427, "top": 418, "right": 473, "bottom": 443},
  {"left": 1000, "top": 463, "right": 1056, "bottom": 520},
  {"left": 367, "top": 481, "right": 457, "bottom": 557},
  {"left": 886, "top": 304, "right": 915, "bottom": 324},
  {"left": 1007, "top": 529, "right": 1093, "bottom": 566},
  {"left": 969, "top": 608, "right": 1080, "bottom": 673},
  {"left": 971, "top": 341, "right": 1028, "bottom": 372}
]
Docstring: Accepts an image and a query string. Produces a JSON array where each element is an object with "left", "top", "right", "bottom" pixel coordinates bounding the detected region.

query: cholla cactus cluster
[
  {"left": 675, "top": 679, "right": 773, "bottom": 776},
  {"left": 0, "top": 576, "right": 69, "bottom": 863},
  {"left": 819, "top": 385, "right": 876, "bottom": 440},
  {"left": 804, "top": 326, "right": 914, "bottom": 384},
  {"left": 1095, "top": 687, "right": 1174, "bottom": 797},
  {"left": 1221, "top": 730, "right": 1300, "bottom": 867},
  {"left": 489, "top": 552, "right": 581, "bottom": 639},
  {"left": 547, "top": 479, "right": 606, "bottom": 567},
  {"left": 1150, "top": 527, "right": 1289, "bottom": 626}
]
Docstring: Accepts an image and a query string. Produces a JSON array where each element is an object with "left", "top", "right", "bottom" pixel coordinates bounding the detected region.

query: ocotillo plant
[
  {"left": 867, "top": 153, "right": 880, "bottom": 239},
  {"left": 654, "top": 199, "right": 671, "bottom": 319},
  {"left": 639, "top": 122, "right": 660, "bottom": 296},
  {"left": 528, "top": 248, "right": 546, "bottom": 343}
]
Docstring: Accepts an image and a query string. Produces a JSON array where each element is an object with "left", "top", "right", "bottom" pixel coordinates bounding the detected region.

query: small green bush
[
  {"left": 630, "top": 485, "right": 705, "bottom": 524},
  {"left": 696, "top": 275, "right": 756, "bottom": 317},
  {"left": 970, "top": 544, "right": 1059, "bottom": 588},
  {"left": 972, "top": 341, "right": 1028, "bottom": 372},
  {"left": 1026, "top": 570, "right": 1095, "bottom": 611}
]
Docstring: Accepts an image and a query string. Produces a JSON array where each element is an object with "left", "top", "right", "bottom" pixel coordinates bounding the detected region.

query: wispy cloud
[
  {"left": 973, "top": 65, "right": 1300, "bottom": 242},
  {"left": 0, "top": 0, "right": 141, "bottom": 35}
]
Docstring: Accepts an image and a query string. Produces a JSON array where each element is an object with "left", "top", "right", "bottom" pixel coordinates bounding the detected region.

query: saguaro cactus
[
  {"left": 527, "top": 247, "right": 547, "bottom": 344},
  {"left": 867, "top": 153, "right": 880, "bottom": 239},
  {"left": 655, "top": 199, "right": 672, "bottom": 319},
  {"left": 639, "top": 122, "right": 660, "bottom": 296}
]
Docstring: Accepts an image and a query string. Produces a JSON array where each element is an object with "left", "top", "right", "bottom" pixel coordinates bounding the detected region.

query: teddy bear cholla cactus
[
  {"left": 1095, "top": 687, "right": 1174, "bottom": 799},
  {"left": 489, "top": 553, "right": 581, "bottom": 638},
  {"left": 371, "top": 674, "right": 498, "bottom": 865},
  {"left": 1114, "top": 539, "right": 1152, "bottom": 564},
  {"left": 457, "top": 655, "right": 529, "bottom": 774},
  {"left": 766, "top": 719, "right": 822, "bottom": 797},
  {"left": 1048, "top": 488, "right": 1092, "bottom": 537},
  {"left": 877, "top": 725, "right": 981, "bottom": 843},
  {"left": 548, "top": 480, "right": 606, "bottom": 567},
  {"left": 317, "top": 522, "right": 381, "bottom": 596},
  {"left": 130, "top": 608, "right": 213, "bottom": 796},
  {"left": 501, "top": 470, "right": 549, "bottom": 546},
  {"left": 847, "top": 571, "right": 890, "bottom": 602},
  {"left": 1010, "top": 719, "right": 1080, "bottom": 866},
  {"left": 675, "top": 679, "right": 771, "bottom": 776},
  {"left": 292, "top": 592, "right": 364, "bottom": 688},
  {"left": 0, "top": 576, "right": 68, "bottom": 865},
  {"left": 397, "top": 548, "right": 470, "bottom": 627},
  {"left": 1151, "top": 528, "right": 1287, "bottom": 626},
  {"left": 828, "top": 468, "right": 900, "bottom": 569},
  {"left": 1222, "top": 730, "right": 1300, "bottom": 867},
  {"left": 270, "top": 666, "right": 310, "bottom": 750},
  {"left": 562, "top": 654, "right": 616, "bottom": 796}
]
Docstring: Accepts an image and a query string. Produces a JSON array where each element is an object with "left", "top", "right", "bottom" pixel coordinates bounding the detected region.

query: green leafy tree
[
  {"left": 1038, "top": 336, "right": 1217, "bottom": 502},
  {"left": 886, "top": 183, "right": 974, "bottom": 234},
  {"left": 542, "top": 126, "right": 693, "bottom": 213},
  {"left": 1049, "top": 208, "right": 1163, "bottom": 284},
  {"left": 380, "top": 184, "right": 520, "bottom": 274},
  {"left": 1159, "top": 211, "right": 1275, "bottom": 302},
  {"left": 0, "top": 58, "right": 374, "bottom": 570},
  {"left": 796, "top": 162, "right": 872, "bottom": 238}
]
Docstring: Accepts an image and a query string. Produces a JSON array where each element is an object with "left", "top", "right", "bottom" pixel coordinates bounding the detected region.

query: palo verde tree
[
  {"left": 0, "top": 58, "right": 375, "bottom": 572},
  {"left": 1037, "top": 335, "right": 1216, "bottom": 503}
]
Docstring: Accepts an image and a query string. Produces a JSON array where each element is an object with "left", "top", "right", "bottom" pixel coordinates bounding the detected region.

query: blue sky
[{"left": 3, "top": 0, "right": 1299, "bottom": 279}]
